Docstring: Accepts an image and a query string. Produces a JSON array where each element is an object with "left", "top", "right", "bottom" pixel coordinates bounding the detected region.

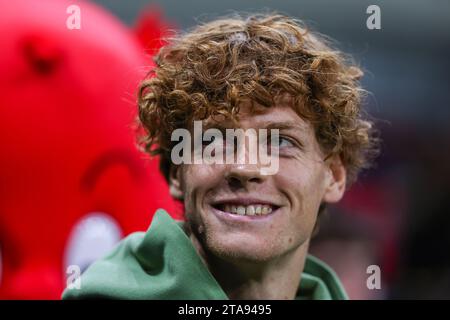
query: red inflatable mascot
[{"left": 0, "top": 0, "right": 180, "bottom": 299}]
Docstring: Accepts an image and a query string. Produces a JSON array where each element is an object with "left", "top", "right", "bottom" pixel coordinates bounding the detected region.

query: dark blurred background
[{"left": 92, "top": 0, "right": 450, "bottom": 299}]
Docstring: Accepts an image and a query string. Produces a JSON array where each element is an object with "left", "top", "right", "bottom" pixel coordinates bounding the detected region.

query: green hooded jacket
[{"left": 62, "top": 209, "right": 348, "bottom": 300}]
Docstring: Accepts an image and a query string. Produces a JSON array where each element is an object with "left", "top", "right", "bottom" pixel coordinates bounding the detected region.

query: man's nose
[
  {"left": 224, "top": 163, "right": 266, "bottom": 188},
  {"left": 223, "top": 132, "right": 269, "bottom": 187}
]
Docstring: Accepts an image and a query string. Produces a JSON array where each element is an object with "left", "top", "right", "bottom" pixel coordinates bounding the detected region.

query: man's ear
[
  {"left": 169, "top": 165, "right": 184, "bottom": 200},
  {"left": 323, "top": 154, "right": 347, "bottom": 204}
]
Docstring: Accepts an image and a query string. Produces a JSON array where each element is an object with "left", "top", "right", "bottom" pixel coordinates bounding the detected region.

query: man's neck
[{"left": 188, "top": 232, "right": 309, "bottom": 300}]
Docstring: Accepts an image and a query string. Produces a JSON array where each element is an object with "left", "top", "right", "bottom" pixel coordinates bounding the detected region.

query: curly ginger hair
[{"left": 137, "top": 13, "right": 379, "bottom": 187}]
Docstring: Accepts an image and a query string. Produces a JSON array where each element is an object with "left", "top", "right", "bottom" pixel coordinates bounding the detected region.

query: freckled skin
[{"left": 170, "top": 99, "right": 346, "bottom": 299}]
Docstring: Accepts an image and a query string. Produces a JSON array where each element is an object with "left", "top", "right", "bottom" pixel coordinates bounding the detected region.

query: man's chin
[{"left": 204, "top": 236, "right": 281, "bottom": 263}]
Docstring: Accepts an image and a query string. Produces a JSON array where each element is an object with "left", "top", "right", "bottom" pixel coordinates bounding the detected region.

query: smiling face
[{"left": 170, "top": 98, "right": 347, "bottom": 264}]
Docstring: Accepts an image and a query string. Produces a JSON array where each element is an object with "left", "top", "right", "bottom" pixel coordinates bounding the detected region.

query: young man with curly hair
[{"left": 63, "top": 13, "right": 378, "bottom": 300}]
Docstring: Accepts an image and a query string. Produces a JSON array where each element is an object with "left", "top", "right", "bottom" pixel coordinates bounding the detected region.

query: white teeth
[
  {"left": 261, "top": 206, "right": 269, "bottom": 215},
  {"left": 237, "top": 206, "right": 246, "bottom": 215},
  {"left": 219, "top": 204, "right": 274, "bottom": 216}
]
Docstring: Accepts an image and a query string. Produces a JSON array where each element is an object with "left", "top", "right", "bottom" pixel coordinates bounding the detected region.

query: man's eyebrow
[
  {"left": 202, "top": 121, "right": 235, "bottom": 133},
  {"left": 203, "top": 121, "right": 306, "bottom": 132},
  {"left": 262, "top": 121, "right": 307, "bottom": 132}
]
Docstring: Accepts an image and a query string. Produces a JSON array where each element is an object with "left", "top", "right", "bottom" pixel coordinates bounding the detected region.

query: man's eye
[
  {"left": 270, "top": 136, "right": 295, "bottom": 148},
  {"left": 278, "top": 137, "right": 294, "bottom": 148}
]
